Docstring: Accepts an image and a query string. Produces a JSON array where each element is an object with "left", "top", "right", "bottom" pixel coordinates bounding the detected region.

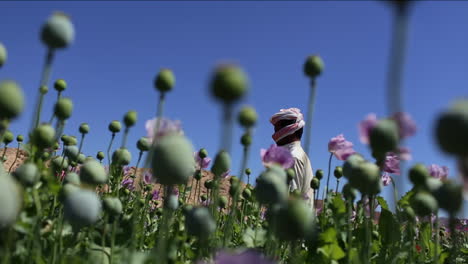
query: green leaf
[
  {"left": 242, "top": 227, "right": 266, "bottom": 248},
  {"left": 331, "top": 195, "right": 346, "bottom": 215},
  {"left": 378, "top": 208, "right": 401, "bottom": 246},
  {"left": 376, "top": 196, "right": 389, "bottom": 211},
  {"left": 320, "top": 228, "right": 337, "bottom": 244}
]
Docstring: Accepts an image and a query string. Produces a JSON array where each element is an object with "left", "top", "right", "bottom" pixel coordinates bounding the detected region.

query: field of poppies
[{"left": 0, "top": 3, "right": 467, "bottom": 264}]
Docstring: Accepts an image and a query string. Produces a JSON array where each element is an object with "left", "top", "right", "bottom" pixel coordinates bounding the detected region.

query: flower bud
[
  {"left": 343, "top": 154, "right": 365, "bottom": 179},
  {"left": 0, "top": 42, "right": 6, "bottom": 68},
  {"left": 194, "top": 170, "right": 202, "bottom": 181},
  {"left": 154, "top": 69, "right": 175, "bottom": 93},
  {"left": 408, "top": 163, "right": 429, "bottom": 187},
  {"left": 41, "top": 12, "right": 75, "bottom": 49},
  {"left": 80, "top": 160, "right": 107, "bottom": 185},
  {"left": 204, "top": 179, "right": 213, "bottom": 190},
  {"left": 198, "top": 148, "right": 208, "bottom": 159},
  {"left": 411, "top": 192, "right": 438, "bottom": 217},
  {"left": 310, "top": 177, "right": 320, "bottom": 190},
  {"left": 0, "top": 80, "right": 24, "bottom": 120},
  {"left": 185, "top": 207, "right": 216, "bottom": 239},
  {"left": 218, "top": 196, "right": 228, "bottom": 209},
  {"left": 54, "top": 79, "right": 67, "bottom": 92},
  {"left": 151, "top": 134, "right": 195, "bottom": 185},
  {"left": 434, "top": 180, "right": 463, "bottom": 214},
  {"left": 229, "top": 181, "right": 240, "bottom": 198},
  {"left": 79, "top": 123, "right": 89, "bottom": 134},
  {"left": 108, "top": 120, "right": 121, "bottom": 133},
  {"left": 369, "top": 119, "right": 399, "bottom": 158},
  {"left": 32, "top": 124, "right": 55, "bottom": 149},
  {"left": 342, "top": 183, "right": 357, "bottom": 201},
  {"left": 16, "top": 135, "right": 23, "bottom": 143},
  {"left": 13, "top": 163, "right": 39, "bottom": 187},
  {"left": 40, "top": 85, "right": 48, "bottom": 95},
  {"left": 0, "top": 172, "right": 22, "bottom": 229},
  {"left": 274, "top": 198, "right": 315, "bottom": 241},
  {"left": 242, "top": 188, "right": 252, "bottom": 199},
  {"left": 3, "top": 130, "right": 13, "bottom": 145},
  {"left": 103, "top": 197, "right": 123, "bottom": 216},
  {"left": 210, "top": 64, "right": 249, "bottom": 104},
  {"left": 348, "top": 161, "right": 382, "bottom": 196},
  {"left": 96, "top": 151, "right": 105, "bottom": 161},
  {"left": 64, "top": 188, "right": 101, "bottom": 228},
  {"left": 51, "top": 156, "right": 68, "bottom": 173},
  {"left": 54, "top": 97, "right": 73, "bottom": 120},
  {"left": 112, "top": 148, "right": 131, "bottom": 166},
  {"left": 240, "top": 132, "right": 252, "bottom": 147},
  {"left": 124, "top": 110, "right": 138, "bottom": 127},
  {"left": 315, "top": 169, "right": 324, "bottom": 180},
  {"left": 435, "top": 100, "right": 468, "bottom": 156},
  {"left": 334, "top": 166, "right": 343, "bottom": 179},
  {"left": 245, "top": 168, "right": 251, "bottom": 175},
  {"left": 255, "top": 165, "right": 288, "bottom": 205},
  {"left": 77, "top": 153, "right": 86, "bottom": 164},
  {"left": 211, "top": 150, "right": 231, "bottom": 178},
  {"left": 165, "top": 194, "right": 179, "bottom": 210},
  {"left": 136, "top": 137, "right": 150, "bottom": 152},
  {"left": 238, "top": 106, "right": 258, "bottom": 128},
  {"left": 64, "top": 146, "right": 79, "bottom": 161},
  {"left": 303, "top": 55, "right": 324, "bottom": 78},
  {"left": 64, "top": 172, "right": 80, "bottom": 185}
]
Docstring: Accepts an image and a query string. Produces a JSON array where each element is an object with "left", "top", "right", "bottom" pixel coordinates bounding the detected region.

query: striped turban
[{"left": 270, "top": 108, "right": 305, "bottom": 142}]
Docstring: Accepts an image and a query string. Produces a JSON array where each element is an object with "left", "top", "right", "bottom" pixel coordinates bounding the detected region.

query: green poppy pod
[
  {"left": 151, "top": 134, "right": 195, "bottom": 185},
  {"left": 54, "top": 79, "right": 67, "bottom": 92},
  {"left": 402, "top": 206, "right": 415, "bottom": 221},
  {"left": 242, "top": 188, "right": 252, "bottom": 199},
  {"left": 369, "top": 119, "right": 399, "bottom": 158},
  {"left": 85, "top": 156, "right": 94, "bottom": 162},
  {"left": 103, "top": 197, "right": 123, "bottom": 216},
  {"left": 16, "top": 135, "right": 23, "bottom": 143},
  {"left": 198, "top": 148, "right": 208, "bottom": 159},
  {"left": 240, "top": 132, "right": 252, "bottom": 147},
  {"left": 96, "top": 151, "right": 105, "bottom": 161},
  {"left": 0, "top": 80, "right": 24, "bottom": 120},
  {"left": 13, "top": 163, "right": 39, "bottom": 187},
  {"left": 310, "top": 177, "right": 320, "bottom": 190},
  {"left": 229, "top": 176, "right": 239, "bottom": 185},
  {"left": 342, "top": 183, "right": 357, "bottom": 201},
  {"left": 245, "top": 168, "right": 251, "bottom": 175},
  {"left": 64, "top": 172, "right": 80, "bottom": 186},
  {"left": 211, "top": 150, "right": 231, "bottom": 178},
  {"left": 185, "top": 207, "right": 216, "bottom": 239},
  {"left": 41, "top": 152, "right": 50, "bottom": 160},
  {"left": 136, "top": 137, "right": 150, "bottom": 152},
  {"left": 154, "top": 68, "right": 175, "bottom": 93},
  {"left": 41, "top": 12, "right": 75, "bottom": 49},
  {"left": 218, "top": 196, "right": 228, "bottom": 209},
  {"left": 51, "top": 156, "right": 68, "bottom": 173},
  {"left": 349, "top": 161, "right": 382, "bottom": 196},
  {"left": 69, "top": 161, "right": 77, "bottom": 168},
  {"left": 255, "top": 165, "right": 288, "bottom": 205},
  {"left": 411, "top": 192, "right": 438, "bottom": 217},
  {"left": 64, "top": 188, "right": 102, "bottom": 228},
  {"left": 229, "top": 181, "right": 240, "bottom": 198},
  {"left": 32, "top": 124, "right": 55, "bottom": 149},
  {"left": 343, "top": 154, "right": 365, "bottom": 179},
  {"left": 77, "top": 153, "right": 86, "bottom": 164},
  {"left": 194, "top": 170, "right": 202, "bottom": 181},
  {"left": 204, "top": 179, "right": 213, "bottom": 190},
  {"left": 274, "top": 198, "right": 316, "bottom": 241},
  {"left": 0, "top": 172, "right": 22, "bottom": 229},
  {"left": 64, "top": 146, "right": 79, "bottom": 161},
  {"left": 112, "top": 148, "right": 132, "bottom": 166},
  {"left": 0, "top": 42, "right": 7, "bottom": 68},
  {"left": 108, "top": 120, "right": 121, "bottom": 133},
  {"left": 200, "top": 194, "right": 208, "bottom": 202},
  {"left": 54, "top": 97, "right": 73, "bottom": 120},
  {"left": 80, "top": 160, "right": 107, "bottom": 185},
  {"left": 79, "top": 123, "right": 89, "bottom": 134},
  {"left": 409, "top": 163, "right": 429, "bottom": 187},
  {"left": 303, "top": 54, "right": 324, "bottom": 78},
  {"left": 434, "top": 180, "right": 463, "bottom": 214},
  {"left": 435, "top": 100, "right": 468, "bottom": 156},
  {"left": 238, "top": 106, "right": 258, "bottom": 128},
  {"left": 210, "top": 64, "right": 249, "bottom": 104},
  {"left": 315, "top": 169, "right": 324, "bottom": 180},
  {"left": 166, "top": 194, "right": 179, "bottom": 210},
  {"left": 286, "top": 168, "right": 295, "bottom": 184},
  {"left": 39, "top": 85, "right": 48, "bottom": 95},
  {"left": 53, "top": 141, "right": 60, "bottom": 150},
  {"left": 69, "top": 136, "right": 78, "bottom": 146},
  {"left": 2, "top": 130, "right": 13, "bottom": 145},
  {"left": 123, "top": 110, "right": 138, "bottom": 128},
  {"left": 334, "top": 166, "right": 343, "bottom": 179}
]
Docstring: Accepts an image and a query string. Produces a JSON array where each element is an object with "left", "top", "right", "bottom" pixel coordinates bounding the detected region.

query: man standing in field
[{"left": 270, "top": 108, "right": 314, "bottom": 208}]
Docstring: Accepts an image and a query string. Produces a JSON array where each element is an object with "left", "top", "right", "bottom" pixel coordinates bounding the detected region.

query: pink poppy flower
[
  {"left": 383, "top": 152, "right": 400, "bottom": 175},
  {"left": 328, "top": 134, "right": 356, "bottom": 161},
  {"left": 194, "top": 151, "right": 211, "bottom": 170},
  {"left": 145, "top": 117, "right": 183, "bottom": 143},
  {"left": 143, "top": 170, "right": 153, "bottom": 185},
  {"left": 381, "top": 172, "right": 392, "bottom": 186},
  {"left": 391, "top": 112, "right": 417, "bottom": 139},
  {"left": 358, "top": 113, "right": 378, "bottom": 144},
  {"left": 260, "top": 144, "right": 294, "bottom": 169},
  {"left": 427, "top": 164, "right": 449, "bottom": 180},
  {"left": 121, "top": 178, "right": 135, "bottom": 191}
]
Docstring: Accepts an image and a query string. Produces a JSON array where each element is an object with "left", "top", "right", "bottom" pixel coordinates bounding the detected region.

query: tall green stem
[
  {"left": 220, "top": 104, "right": 234, "bottom": 154},
  {"left": 347, "top": 200, "right": 353, "bottom": 264},
  {"left": 8, "top": 142, "right": 21, "bottom": 172},
  {"left": 107, "top": 133, "right": 116, "bottom": 166},
  {"left": 121, "top": 127, "right": 129, "bottom": 148},
  {"left": 323, "top": 153, "right": 333, "bottom": 203},
  {"left": 32, "top": 49, "right": 55, "bottom": 131},
  {"left": 304, "top": 78, "right": 317, "bottom": 156},
  {"left": 144, "top": 93, "right": 166, "bottom": 168},
  {"left": 433, "top": 213, "right": 439, "bottom": 264},
  {"left": 78, "top": 133, "right": 85, "bottom": 157}
]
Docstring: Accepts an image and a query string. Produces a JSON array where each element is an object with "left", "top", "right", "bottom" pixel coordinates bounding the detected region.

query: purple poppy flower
[
  {"left": 383, "top": 152, "right": 400, "bottom": 175},
  {"left": 194, "top": 151, "right": 211, "bottom": 170},
  {"left": 358, "top": 113, "right": 378, "bottom": 144},
  {"left": 151, "top": 189, "right": 159, "bottom": 200},
  {"left": 123, "top": 166, "right": 132, "bottom": 176},
  {"left": 458, "top": 158, "right": 468, "bottom": 194},
  {"left": 328, "top": 134, "right": 356, "bottom": 161},
  {"left": 427, "top": 164, "right": 449, "bottom": 180},
  {"left": 221, "top": 170, "right": 230, "bottom": 178},
  {"left": 260, "top": 144, "right": 294, "bottom": 169},
  {"left": 202, "top": 250, "right": 276, "bottom": 264},
  {"left": 201, "top": 199, "right": 213, "bottom": 207},
  {"left": 145, "top": 117, "right": 183, "bottom": 143},
  {"left": 391, "top": 112, "right": 417, "bottom": 139},
  {"left": 121, "top": 178, "right": 135, "bottom": 190},
  {"left": 381, "top": 172, "right": 392, "bottom": 186},
  {"left": 143, "top": 170, "right": 153, "bottom": 185}
]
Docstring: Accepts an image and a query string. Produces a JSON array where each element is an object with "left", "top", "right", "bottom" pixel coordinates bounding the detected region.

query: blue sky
[{"left": 1, "top": 1, "right": 466, "bottom": 216}]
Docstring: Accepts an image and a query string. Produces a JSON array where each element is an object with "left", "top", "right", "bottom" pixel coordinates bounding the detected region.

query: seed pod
[
  {"left": 41, "top": 12, "right": 75, "bottom": 49},
  {"left": 348, "top": 161, "right": 382, "bottom": 196},
  {"left": 435, "top": 100, "right": 468, "bottom": 156},
  {"left": 210, "top": 64, "right": 249, "bottom": 104},
  {"left": 411, "top": 192, "right": 438, "bottom": 217},
  {"left": 151, "top": 134, "right": 195, "bottom": 185},
  {"left": 185, "top": 207, "right": 216, "bottom": 239},
  {"left": 274, "top": 198, "right": 316, "bottom": 241},
  {"left": 124, "top": 110, "right": 138, "bottom": 127},
  {"left": 204, "top": 179, "right": 213, "bottom": 190},
  {"left": 53, "top": 141, "right": 60, "bottom": 150},
  {"left": 194, "top": 170, "right": 202, "bottom": 181},
  {"left": 0, "top": 172, "right": 22, "bottom": 229},
  {"left": 343, "top": 154, "right": 365, "bottom": 179},
  {"left": 80, "top": 160, "right": 107, "bottom": 185},
  {"left": 0, "top": 42, "right": 7, "bottom": 68},
  {"left": 64, "top": 172, "right": 80, "bottom": 185},
  {"left": 32, "top": 124, "right": 55, "bottom": 149},
  {"left": 315, "top": 169, "right": 324, "bottom": 180},
  {"left": 16, "top": 135, "right": 23, "bottom": 142},
  {"left": 409, "top": 163, "right": 429, "bottom": 187},
  {"left": 229, "top": 181, "right": 240, "bottom": 197},
  {"left": 211, "top": 150, "right": 231, "bottom": 178},
  {"left": 434, "top": 180, "right": 463, "bottom": 214},
  {"left": 54, "top": 79, "right": 67, "bottom": 92},
  {"left": 112, "top": 148, "right": 132, "bottom": 166},
  {"left": 103, "top": 197, "right": 123, "bottom": 216},
  {"left": 54, "top": 97, "right": 73, "bottom": 120},
  {"left": 64, "top": 188, "right": 101, "bottom": 228},
  {"left": 402, "top": 205, "right": 415, "bottom": 221},
  {"left": 334, "top": 166, "right": 343, "bottom": 179},
  {"left": 77, "top": 153, "right": 86, "bottom": 164},
  {"left": 154, "top": 69, "right": 175, "bottom": 93},
  {"left": 238, "top": 106, "right": 258, "bottom": 128},
  {"left": 13, "top": 163, "right": 39, "bottom": 187},
  {"left": 342, "top": 183, "right": 357, "bottom": 201},
  {"left": 245, "top": 168, "right": 251, "bottom": 175},
  {"left": 198, "top": 148, "right": 208, "bottom": 159},
  {"left": 136, "top": 137, "right": 150, "bottom": 152},
  {"left": 310, "top": 177, "right": 320, "bottom": 190},
  {"left": 41, "top": 152, "right": 50, "bottom": 160},
  {"left": 229, "top": 176, "right": 239, "bottom": 185},
  {"left": 303, "top": 55, "right": 324, "bottom": 78},
  {"left": 369, "top": 119, "right": 399, "bottom": 158},
  {"left": 0, "top": 80, "right": 24, "bottom": 120},
  {"left": 240, "top": 132, "right": 252, "bottom": 147},
  {"left": 2, "top": 130, "right": 13, "bottom": 145},
  {"left": 79, "top": 123, "right": 89, "bottom": 134},
  {"left": 64, "top": 146, "right": 79, "bottom": 161},
  {"left": 40, "top": 85, "right": 48, "bottom": 94},
  {"left": 108, "top": 120, "right": 121, "bottom": 133},
  {"left": 69, "top": 161, "right": 77, "bottom": 168},
  {"left": 218, "top": 196, "right": 228, "bottom": 209},
  {"left": 96, "top": 151, "right": 105, "bottom": 161},
  {"left": 255, "top": 165, "right": 288, "bottom": 205},
  {"left": 51, "top": 156, "right": 68, "bottom": 173},
  {"left": 165, "top": 194, "right": 179, "bottom": 210},
  {"left": 242, "top": 188, "right": 252, "bottom": 199},
  {"left": 69, "top": 136, "right": 78, "bottom": 146},
  {"left": 200, "top": 194, "right": 208, "bottom": 202}
]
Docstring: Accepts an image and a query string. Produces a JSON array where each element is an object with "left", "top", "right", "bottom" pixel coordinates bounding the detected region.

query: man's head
[{"left": 270, "top": 108, "right": 305, "bottom": 146}]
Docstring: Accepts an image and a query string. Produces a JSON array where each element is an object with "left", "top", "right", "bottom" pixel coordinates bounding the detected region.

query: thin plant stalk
[
  {"left": 144, "top": 93, "right": 166, "bottom": 169},
  {"left": 107, "top": 133, "right": 116, "bottom": 166},
  {"left": 8, "top": 142, "right": 21, "bottom": 172},
  {"left": 121, "top": 127, "right": 130, "bottom": 148},
  {"left": 323, "top": 153, "right": 333, "bottom": 203},
  {"left": 220, "top": 104, "right": 234, "bottom": 154},
  {"left": 32, "top": 49, "right": 55, "bottom": 131},
  {"left": 335, "top": 179, "right": 340, "bottom": 194},
  {"left": 110, "top": 218, "right": 117, "bottom": 264},
  {"left": 1, "top": 144, "right": 8, "bottom": 161},
  {"left": 304, "top": 78, "right": 317, "bottom": 155},
  {"left": 347, "top": 200, "right": 353, "bottom": 264},
  {"left": 434, "top": 213, "right": 439, "bottom": 264},
  {"left": 78, "top": 133, "right": 86, "bottom": 157}
]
